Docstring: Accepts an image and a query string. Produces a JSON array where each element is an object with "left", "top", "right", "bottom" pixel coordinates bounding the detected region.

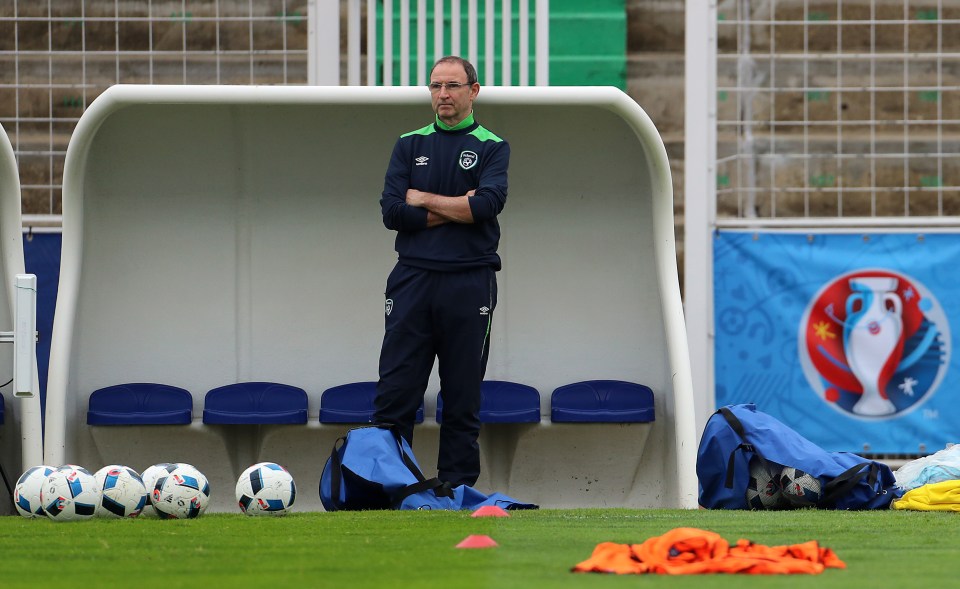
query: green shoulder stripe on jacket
[
  {"left": 401, "top": 124, "right": 436, "bottom": 138},
  {"left": 469, "top": 125, "right": 503, "bottom": 142}
]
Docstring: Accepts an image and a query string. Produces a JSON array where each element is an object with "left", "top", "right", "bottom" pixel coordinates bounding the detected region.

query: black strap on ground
[
  {"left": 0, "top": 461, "right": 11, "bottom": 505},
  {"left": 718, "top": 406, "right": 768, "bottom": 490},
  {"left": 391, "top": 477, "right": 448, "bottom": 507},
  {"left": 821, "top": 462, "right": 878, "bottom": 507},
  {"left": 327, "top": 436, "right": 347, "bottom": 507}
]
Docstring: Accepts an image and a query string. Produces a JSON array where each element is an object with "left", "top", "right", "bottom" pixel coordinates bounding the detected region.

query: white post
[
  {"left": 384, "top": 0, "right": 394, "bottom": 85},
  {"left": 14, "top": 274, "right": 35, "bottom": 397},
  {"left": 485, "top": 0, "right": 495, "bottom": 85},
  {"left": 519, "top": 0, "right": 529, "bottom": 85},
  {"left": 684, "top": 0, "right": 718, "bottom": 435},
  {"left": 348, "top": 0, "right": 361, "bottom": 85},
  {"left": 15, "top": 274, "right": 42, "bottom": 469},
  {"left": 417, "top": 0, "right": 428, "bottom": 85},
  {"left": 307, "top": 0, "right": 341, "bottom": 85},
  {"left": 468, "top": 0, "right": 478, "bottom": 67},
  {"left": 451, "top": 0, "right": 461, "bottom": 56},
  {"left": 367, "top": 0, "right": 377, "bottom": 85},
  {"left": 434, "top": 0, "right": 444, "bottom": 61},
  {"left": 501, "top": 0, "right": 512, "bottom": 86},
  {"left": 400, "top": 0, "right": 410, "bottom": 85},
  {"left": 535, "top": 0, "right": 549, "bottom": 85}
]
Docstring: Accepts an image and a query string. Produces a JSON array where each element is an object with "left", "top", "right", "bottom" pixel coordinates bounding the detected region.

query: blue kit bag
[
  {"left": 697, "top": 404, "right": 901, "bottom": 510},
  {"left": 319, "top": 425, "right": 538, "bottom": 511}
]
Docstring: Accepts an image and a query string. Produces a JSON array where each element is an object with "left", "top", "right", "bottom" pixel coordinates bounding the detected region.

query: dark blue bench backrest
[
  {"left": 202, "top": 382, "right": 308, "bottom": 424},
  {"left": 551, "top": 380, "right": 655, "bottom": 423},
  {"left": 320, "top": 381, "right": 424, "bottom": 424},
  {"left": 87, "top": 383, "right": 193, "bottom": 425},
  {"left": 436, "top": 380, "right": 541, "bottom": 423}
]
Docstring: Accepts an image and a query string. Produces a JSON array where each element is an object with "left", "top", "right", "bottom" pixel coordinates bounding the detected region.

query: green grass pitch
[{"left": 1, "top": 508, "right": 958, "bottom": 588}]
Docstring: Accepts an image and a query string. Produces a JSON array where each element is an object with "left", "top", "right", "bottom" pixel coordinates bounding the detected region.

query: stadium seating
[
  {"left": 550, "top": 380, "right": 655, "bottom": 423},
  {"left": 203, "top": 382, "right": 308, "bottom": 425},
  {"left": 200, "top": 382, "right": 308, "bottom": 497},
  {"left": 85, "top": 382, "right": 234, "bottom": 509},
  {"left": 435, "top": 380, "right": 541, "bottom": 423},
  {"left": 319, "top": 381, "right": 424, "bottom": 424},
  {"left": 87, "top": 383, "right": 192, "bottom": 425}
]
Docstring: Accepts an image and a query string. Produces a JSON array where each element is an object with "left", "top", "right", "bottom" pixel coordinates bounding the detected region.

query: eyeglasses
[{"left": 428, "top": 81, "right": 469, "bottom": 92}]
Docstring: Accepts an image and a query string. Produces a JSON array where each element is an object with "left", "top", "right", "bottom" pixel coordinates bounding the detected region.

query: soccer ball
[
  {"left": 141, "top": 462, "right": 179, "bottom": 515},
  {"left": 151, "top": 463, "right": 211, "bottom": 519},
  {"left": 14, "top": 465, "right": 56, "bottom": 517},
  {"left": 141, "top": 462, "right": 178, "bottom": 498},
  {"left": 745, "top": 457, "right": 785, "bottom": 510},
  {"left": 40, "top": 465, "right": 101, "bottom": 521},
  {"left": 780, "top": 467, "right": 823, "bottom": 507},
  {"left": 95, "top": 465, "right": 148, "bottom": 518},
  {"left": 235, "top": 462, "right": 297, "bottom": 516},
  {"left": 56, "top": 464, "right": 90, "bottom": 473}
]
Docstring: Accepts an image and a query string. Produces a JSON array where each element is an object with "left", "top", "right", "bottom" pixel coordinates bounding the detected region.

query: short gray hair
[{"left": 430, "top": 56, "right": 478, "bottom": 85}]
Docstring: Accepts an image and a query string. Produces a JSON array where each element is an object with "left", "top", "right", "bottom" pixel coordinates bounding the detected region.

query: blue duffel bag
[
  {"left": 319, "top": 425, "right": 537, "bottom": 511},
  {"left": 697, "top": 404, "right": 901, "bottom": 510}
]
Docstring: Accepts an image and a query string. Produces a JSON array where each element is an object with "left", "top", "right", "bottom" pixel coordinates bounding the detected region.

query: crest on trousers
[
  {"left": 385, "top": 298, "right": 393, "bottom": 316},
  {"left": 459, "top": 150, "right": 478, "bottom": 170}
]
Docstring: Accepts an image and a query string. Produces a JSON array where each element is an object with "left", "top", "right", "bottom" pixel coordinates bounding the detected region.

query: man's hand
[
  {"left": 405, "top": 188, "right": 430, "bottom": 208},
  {"left": 406, "top": 188, "right": 476, "bottom": 225}
]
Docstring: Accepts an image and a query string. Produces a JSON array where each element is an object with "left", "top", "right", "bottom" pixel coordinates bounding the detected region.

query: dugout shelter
[
  {"left": 44, "top": 85, "right": 697, "bottom": 510},
  {"left": 0, "top": 122, "right": 44, "bottom": 513}
]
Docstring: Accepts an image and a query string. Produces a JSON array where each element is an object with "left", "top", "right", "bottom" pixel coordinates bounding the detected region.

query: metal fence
[
  {"left": 712, "top": 0, "right": 959, "bottom": 222},
  {"left": 1, "top": 0, "right": 311, "bottom": 218},
  {"left": 1, "top": 0, "right": 549, "bottom": 220}
]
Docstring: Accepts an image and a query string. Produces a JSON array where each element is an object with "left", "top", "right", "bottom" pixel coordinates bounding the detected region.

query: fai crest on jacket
[
  {"left": 797, "top": 269, "right": 950, "bottom": 420},
  {"left": 459, "top": 150, "right": 478, "bottom": 170}
]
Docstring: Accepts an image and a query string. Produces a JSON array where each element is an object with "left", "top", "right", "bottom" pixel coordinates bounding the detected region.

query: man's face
[{"left": 430, "top": 62, "right": 480, "bottom": 127}]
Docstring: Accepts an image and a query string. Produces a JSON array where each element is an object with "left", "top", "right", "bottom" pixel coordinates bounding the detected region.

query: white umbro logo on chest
[{"left": 415, "top": 156, "right": 429, "bottom": 166}]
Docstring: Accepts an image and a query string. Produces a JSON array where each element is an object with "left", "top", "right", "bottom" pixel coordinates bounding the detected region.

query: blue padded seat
[
  {"left": 202, "top": 382, "right": 308, "bottom": 425},
  {"left": 320, "top": 381, "right": 424, "bottom": 424},
  {"left": 550, "top": 380, "right": 655, "bottom": 423},
  {"left": 436, "top": 380, "right": 541, "bottom": 423},
  {"left": 87, "top": 383, "right": 192, "bottom": 425}
]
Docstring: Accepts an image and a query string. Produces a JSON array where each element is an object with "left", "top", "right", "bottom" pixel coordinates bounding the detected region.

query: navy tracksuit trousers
[{"left": 374, "top": 263, "right": 496, "bottom": 487}]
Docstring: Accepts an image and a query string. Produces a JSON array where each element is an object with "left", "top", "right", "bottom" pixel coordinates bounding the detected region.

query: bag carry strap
[
  {"left": 373, "top": 424, "right": 456, "bottom": 507},
  {"left": 820, "top": 461, "right": 879, "bottom": 507},
  {"left": 328, "top": 425, "right": 397, "bottom": 506},
  {"left": 328, "top": 435, "right": 348, "bottom": 507},
  {"left": 391, "top": 478, "right": 452, "bottom": 508},
  {"left": 717, "top": 406, "right": 776, "bottom": 490}
]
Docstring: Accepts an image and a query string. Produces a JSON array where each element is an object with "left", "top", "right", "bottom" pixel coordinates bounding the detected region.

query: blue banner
[{"left": 714, "top": 231, "right": 960, "bottom": 454}]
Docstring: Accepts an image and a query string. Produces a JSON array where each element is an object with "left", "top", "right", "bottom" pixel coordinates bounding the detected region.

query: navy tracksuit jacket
[{"left": 375, "top": 112, "right": 509, "bottom": 487}]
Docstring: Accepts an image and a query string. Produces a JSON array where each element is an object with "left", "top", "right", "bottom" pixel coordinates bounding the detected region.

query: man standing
[{"left": 375, "top": 56, "right": 510, "bottom": 488}]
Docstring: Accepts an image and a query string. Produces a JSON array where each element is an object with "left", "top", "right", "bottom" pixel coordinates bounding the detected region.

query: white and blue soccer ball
[
  {"left": 235, "top": 462, "right": 296, "bottom": 516},
  {"left": 141, "top": 462, "right": 179, "bottom": 516},
  {"left": 151, "top": 463, "right": 210, "bottom": 519},
  {"left": 14, "top": 465, "right": 56, "bottom": 517},
  {"left": 780, "top": 467, "right": 823, "bottom": 507},
  {"left": 40, "top": 465, "right": 101, "bottom": 521},
  {"left": 95, "top": 465, "right": 148, "bottom": 518},
  {"left": 745, "top": 457, "right": 785, "bottom": 510}
]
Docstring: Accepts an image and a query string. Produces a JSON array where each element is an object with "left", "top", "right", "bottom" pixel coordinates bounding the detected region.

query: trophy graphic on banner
[{"left": 843, "top": 277, "right": 902, "bottom": 416}]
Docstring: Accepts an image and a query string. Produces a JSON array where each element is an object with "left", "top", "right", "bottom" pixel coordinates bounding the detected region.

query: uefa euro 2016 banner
[{"left": 714, "top": 231, "right": 959, "bottom": 454}]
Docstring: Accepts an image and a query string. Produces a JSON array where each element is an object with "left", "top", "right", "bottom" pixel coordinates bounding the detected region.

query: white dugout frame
[{"left": 45, "top": 85, "right": 698, "bottom": 510}]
